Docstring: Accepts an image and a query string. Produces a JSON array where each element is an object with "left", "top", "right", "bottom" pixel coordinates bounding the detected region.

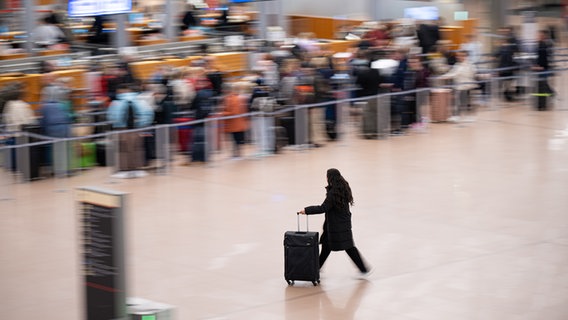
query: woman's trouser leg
[
  {"left": 346, "top": 247, "right": 367, "bottom": 273},
  {"left": 319, "top": 241, "right": 331, "bottom": 269}
]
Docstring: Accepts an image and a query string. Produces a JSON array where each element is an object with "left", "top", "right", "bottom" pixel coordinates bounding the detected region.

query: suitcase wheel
[
  {"left": 287, "top": 280, "right": 294, "bottom": 286},
  {"left": 312, "top": 280, "right": 319, "bottom": 286}
]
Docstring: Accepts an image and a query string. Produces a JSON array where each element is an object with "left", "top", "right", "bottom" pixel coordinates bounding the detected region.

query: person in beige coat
[
  {"left": 439, "top": 50, "right": 478, "bottom": 121},
  {"left": 2, "top": 84, "right": 38, "bottom": 170}
]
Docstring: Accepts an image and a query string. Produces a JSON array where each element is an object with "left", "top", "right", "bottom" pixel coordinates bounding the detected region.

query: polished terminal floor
[
  {"left": 2, "top": 5, "right": 568, "bottom": 315},
  {"left": 2, "top": 86, "right": 568, "bottom": 319}
]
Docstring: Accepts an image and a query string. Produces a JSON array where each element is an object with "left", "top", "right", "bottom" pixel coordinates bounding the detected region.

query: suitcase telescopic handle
[{"left": 296, "top": 212, "right": 309, "bottom": 232}]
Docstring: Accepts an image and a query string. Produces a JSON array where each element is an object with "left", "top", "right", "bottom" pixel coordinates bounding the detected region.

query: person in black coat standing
[
  {"left": 533, "top": 29, "right": 554, "bottom": 110},
  {"left": 299, "top": 168, "right": 372, "bottom": 278}
]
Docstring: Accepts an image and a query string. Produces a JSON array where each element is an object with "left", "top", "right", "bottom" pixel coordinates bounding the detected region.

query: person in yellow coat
[{"left": 221, "top": 83, "right": 249, "bottom": 159}]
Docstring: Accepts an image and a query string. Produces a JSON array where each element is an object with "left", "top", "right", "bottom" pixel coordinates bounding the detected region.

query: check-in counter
[
  {"left": 440, "top": 26, "right": 464, "bottom": 50},
  {"left": 134, "top": 38, "right": 168, "bottom": 46},
  {"left": 178, "top": 35, "right": 208, "bottom": 42},
  {"left": 0, "top": 31, "right": 25, "bottom": 41},
  {"left": 208, "top": 52, "right": 248, "bottom": 79},
  {"left": 287, "top": 14, "right": 365, "bottom": 39},
  {"left": 38, "top": 49, "right": 71, "bottom": 56},
  {"left": 0, "top": 73, "right": 43, "bottom": 107},
  {"left": 314, "top": 40, "right": 359, "bottom": 54},
  {"left": 51, "top": 69, "right": 88, "bottom": 109},
  {"left": 129, "top": 52, "right": 248, "bottom": 81},
  {"left": 0, "top": 52, "right": 30, "bottom": 60}
]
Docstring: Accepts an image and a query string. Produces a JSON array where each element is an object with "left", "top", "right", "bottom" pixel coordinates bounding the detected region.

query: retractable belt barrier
[
  {"left": 1, "top": 63, "right": 567, "bottom": 184},
  {"left": 2, "top": 65, "right": 567, "bottom": 151}
]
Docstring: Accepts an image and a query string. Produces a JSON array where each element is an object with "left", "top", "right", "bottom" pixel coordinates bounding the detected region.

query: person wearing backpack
[{"left": 107, "top": 84, "right": 154, "bottom": 178}]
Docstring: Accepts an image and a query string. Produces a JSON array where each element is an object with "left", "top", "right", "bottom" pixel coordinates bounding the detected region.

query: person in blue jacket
[
  {"left": 107, "top": 83, "right": 154, "bottom": 178},
  {"left": 39, "top": 82, "right": 74, "bottom": 176}
]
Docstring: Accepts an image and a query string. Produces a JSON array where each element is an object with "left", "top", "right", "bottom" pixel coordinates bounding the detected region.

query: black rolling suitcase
[
  {"left": 191, "top": 125, "right": 206, "bottom": 162},
  {"left": 284, "top": 213, "right": 320, "bottom": 286}
]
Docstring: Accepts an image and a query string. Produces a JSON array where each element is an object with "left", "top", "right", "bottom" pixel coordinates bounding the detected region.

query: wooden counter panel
[
  {"left": 288, "top": 15, "right": 365, "bottom": 39},
  {"left": 178, "top": 35, "right": 208, "bottom": 42},
  {"left": 0, "top": 53, "right": 29, "bottom": 60},
  {"left": 38, "top": 49, "right": 71, "bottom": 56},
  {"left": 209, "top": 52, "right": 248, "bottom": 74},
  {"left": 315, "top": 40, "right": 359, "bottom": 54},
  {"left": 134, "top": 38, "right": 168, "bottom": 46},
  {"left": 0, "top": 74, "right": 43, "bottom": 108},
  {"left": 51, "top": 69, "right": 88, "bottom": 109}
]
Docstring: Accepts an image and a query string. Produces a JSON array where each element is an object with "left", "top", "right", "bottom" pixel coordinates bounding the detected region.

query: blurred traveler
[
  {"left": 31, "top": 16, "right": 65, "bottom": 47},
  {"left": 221, "top": 83, "right": 249, "bottom": 159},
  {"left": 439, "top": 50, "right": 478, "bottom": 121},
  {"left": 533, "top": 29, "right": 554, "bottom": 111},
  {"left": 2, "top": 84, "right": 37, "bottom": 170},
  {"left": 107, "top": 84, "right": 154, "bottom": 178}
]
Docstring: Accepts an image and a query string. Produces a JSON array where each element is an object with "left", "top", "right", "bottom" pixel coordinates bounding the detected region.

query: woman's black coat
[{"left": 304, "top": 188, "right": 355, "bottom": 251}]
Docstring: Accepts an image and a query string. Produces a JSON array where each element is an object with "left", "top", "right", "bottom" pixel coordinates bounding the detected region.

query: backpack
[
  {"left": 192, "top": 89, "right": 214, "bottom": 120},
  {"left": 124, "top": 100, "right": 136, "bottom": 129}
]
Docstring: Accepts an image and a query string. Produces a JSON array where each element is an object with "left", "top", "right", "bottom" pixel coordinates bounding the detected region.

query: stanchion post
[
  {"left": 335, "top": 90, "right": 349, "bottom": 143},
  {"left": 52, "top": 139, "right": 70, "bottom": 192},
  {"left": 155, "top": 125, "right": 169, "bottom": 175},
  {"left": 204, "top": 119, "right": 214, "bottom": 165},
  {"left": 491, "top": 76, "right": 501, "bottom": 111},
  {"left": 261, "top": 114, "right": 267, "bottom": 155},
  {"left": 107, "top": 132, "right": 119, "bottom": 182},
  {"left": 530, "top": 71, "right": 538, "bottom": 110},
  {"left": 16, "top": 134, "right": 30, "bottom": 182},
  {"left": 252, "top": 114, "right": 262, "bottom": 156},
  {"left": 53, "top": 140, "right": 68, "bottom": 179},
  {"left": 1, "top": 144, "right": 14, "bottom": 200},
  {"left": 353, "top": 101, "right": 365, "bottom": 138},
  {"left": 294, "top": 107, "right": 309, "bottom": 149},
  {"left": 416, "top": 90, "right": 429, "bottom": 133},
  {"left": 211, "top": 116, "right": 220, "bottom": 156},
  {"left": 266, "top": 113, "right": 275, "bottom": 154},
  {"left": 379, "top": 94, "right": 392, "bottom": 137}
]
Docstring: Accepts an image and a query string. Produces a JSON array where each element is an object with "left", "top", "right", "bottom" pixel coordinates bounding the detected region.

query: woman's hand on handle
[{"left": 298, "top": 209, "right": 306, "bottom": 215}]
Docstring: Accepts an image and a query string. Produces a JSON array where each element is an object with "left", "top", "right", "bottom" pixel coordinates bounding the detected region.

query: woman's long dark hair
[{"left": 326, "top": 168, "right": 354, "bottom": 209}]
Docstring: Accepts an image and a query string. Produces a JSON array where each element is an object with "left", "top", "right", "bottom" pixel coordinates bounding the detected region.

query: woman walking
[{"left": 299, "top": 168, "right": 373, "bottom": 278}]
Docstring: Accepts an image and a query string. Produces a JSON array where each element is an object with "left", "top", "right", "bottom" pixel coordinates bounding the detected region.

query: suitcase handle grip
[{"left": 296, "top": 212, "right": 309, "bottom": 232}]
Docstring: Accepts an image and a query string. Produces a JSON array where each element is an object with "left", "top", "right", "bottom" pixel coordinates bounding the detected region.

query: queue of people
[{"left": 0, "top": 21, "right": 557, "bottom": 181}]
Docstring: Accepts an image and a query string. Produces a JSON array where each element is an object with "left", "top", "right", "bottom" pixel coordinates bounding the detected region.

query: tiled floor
[
  {"left": 2, "top": 86, "right": 568, "bottom": 319},
  {"left": 2, "top": 4, "right": 568, "bottom": 317}
]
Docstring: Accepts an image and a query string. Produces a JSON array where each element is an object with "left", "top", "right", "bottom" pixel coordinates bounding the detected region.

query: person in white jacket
[
  {"left": 2, "top": 85, "right": 38, "bottom": 171},
  {"left": 439, "top": 50, "right": 478, "bottom": 122},
  {"left": 3, "top": 86, "right": 37, "bottom": 134}
]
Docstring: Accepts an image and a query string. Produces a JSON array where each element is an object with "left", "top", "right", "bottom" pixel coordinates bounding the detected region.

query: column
[
  {"left": 490, "top": 0, "right": 508, "bottom": 32},
  {"left": 23, "top": 0, "right": 35, "bottom": 54},
  {"left": 256, "top": 0, "right": 285, "bottom": 40},
  {"left": 257, "top": 0, "right": 268, "bottom": 39},
  {"left": 113, "top": 14, "right": 130, "bottom": 49},
  {"left": 163, "top": 0, "right": 176, "bottom": 41}
]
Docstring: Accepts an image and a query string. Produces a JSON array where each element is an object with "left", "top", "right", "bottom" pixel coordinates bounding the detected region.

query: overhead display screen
[
  {"left": 404, "top": 6, "right": 439, "bottom": 21},
  {"left": 68, "top": 0, "right": 133, "bottom": 17}
]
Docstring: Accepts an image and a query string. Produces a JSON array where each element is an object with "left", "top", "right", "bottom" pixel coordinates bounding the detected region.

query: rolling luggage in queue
[
  {"left": 430, "top": 88, "right": 452, "bottom": 122},
  {"left": 284, "top": 213, "right": 320, "bottom": 286},
  {"left": 175, "top": 117, "right": 193, "bottom": 153},
  {"left": 19, "top": 124, "right": 42, "bottom": 180},
  {"left": 191, "top": 125, "right": 206, "bottom": 162},
  {"left": 73, "top": 141, "right": 97, "bottom": 168},
  {"left": 279, "top": 116, "right": 296, "bottom": 145}
]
